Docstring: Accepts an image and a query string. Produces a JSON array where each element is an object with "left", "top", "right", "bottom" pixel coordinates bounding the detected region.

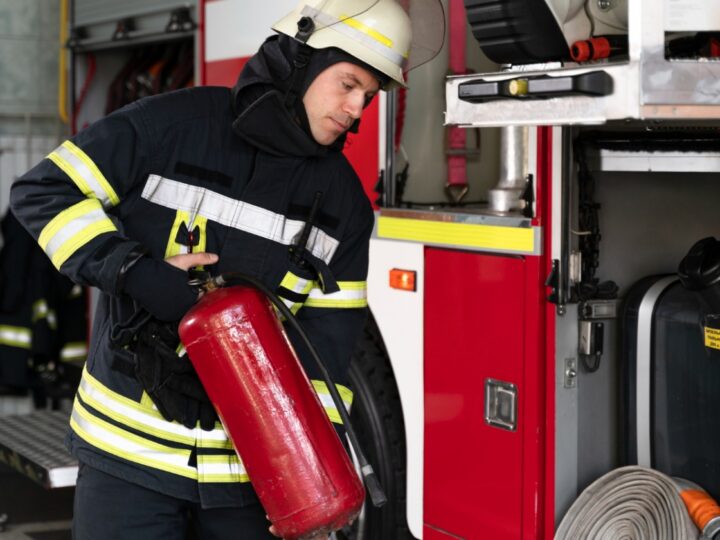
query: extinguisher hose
[{"left": 212, "top": 272, "right": 388, "bottom": 508}]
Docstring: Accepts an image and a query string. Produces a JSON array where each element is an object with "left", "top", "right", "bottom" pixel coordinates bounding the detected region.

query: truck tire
[{"left": 338, "top": 317, "right": 413, "bottom": 540}]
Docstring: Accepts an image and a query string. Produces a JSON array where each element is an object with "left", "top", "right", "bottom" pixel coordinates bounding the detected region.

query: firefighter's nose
[{"left": 344, "top": 92, "right": 364, "bottom": 120}]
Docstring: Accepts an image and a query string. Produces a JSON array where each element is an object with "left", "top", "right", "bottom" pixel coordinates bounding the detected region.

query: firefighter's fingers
[
  {"left": 267, "top": 524, "right": 281, "bottom": 538},
  {"left": 165, "top": 252, "right": 218, "bottom": 271}
]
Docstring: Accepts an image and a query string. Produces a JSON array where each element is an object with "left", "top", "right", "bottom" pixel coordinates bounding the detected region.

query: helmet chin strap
[{"left": 284, "top": 17, "right": 315, "bottom": 110}]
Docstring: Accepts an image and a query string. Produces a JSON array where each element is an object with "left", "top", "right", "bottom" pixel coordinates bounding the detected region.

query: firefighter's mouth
[{"left": 330, "top": 118, "right": 350, "bottom": 132}]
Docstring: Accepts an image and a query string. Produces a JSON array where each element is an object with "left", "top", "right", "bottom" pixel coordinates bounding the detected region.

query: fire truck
[
  {"left": 3, "top": 0, "right": 720, "bottom": 538},
  {"left": 203, "top": 1, "right": 720, "bottom": 537}
]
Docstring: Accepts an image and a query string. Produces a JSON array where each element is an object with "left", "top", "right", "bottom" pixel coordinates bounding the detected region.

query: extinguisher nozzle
[{"left": 363, "top": 469, "right": 387, "bottom": 508}]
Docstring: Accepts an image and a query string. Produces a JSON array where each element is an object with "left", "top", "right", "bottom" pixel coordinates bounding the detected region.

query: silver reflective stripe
[
  {"left": 71, "top": 402, "right": 199, "bottom": 479},
  {"left": 311, "top": 380, "right": 353, "bottom": 424},
  {"left": 39, "top": 199, "right": 118, "bottom": 269},
  {"left": 47, "top": 311, "right": 58, "bottom": 330},
  {"left": 32, "top": 299, "right": 49, "bottom": 321},
  {"left": 49, "top": 142, "right": 119, "bottom": 208},
  {"left": 34, "top": 301, "right": 58, "bottom": 330},
  {"left": 301, "top": 5, "right": 406, "bottom": 67},
  {"left": 69, "top": 284, "right": 83, "bottom": 299},
  {"left": 73, "top": 401, "right": 245, "bottom": 481},
  {"left": 636, "top": 276, "right": 678, "bottom": 468},
  {"left": 142, "top": 175, "right": 340, "bottom": 264},
  {"left": 306, "top": 281, "right": 367, "bottom": 308},
  {"left": 44, "top": 207, "right": 109, "bottom": 261},
  {"left": 316, "top": 392, "right": 352, "bottom": 412},
  {"left": 197, "top": 461, "right": 246, "bottom": 476},
  {"left": 79, "top": 368, "right": 229, "bottom": 443},
  {"left": 278, "top": 272, "right": 315, "bottom": 313},
  {"left": 196, "top": 453, "right": 249, "bottom": 483},
  {"left": 0, "top": 326, "right": 31, "bottom": 348},
  {"left": 60, "top": 342, "right": 88, "bottom": 361}
]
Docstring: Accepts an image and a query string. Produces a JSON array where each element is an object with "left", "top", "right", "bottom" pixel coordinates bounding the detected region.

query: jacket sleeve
[
  {"left": 9, "top": 102, "right": 156, "bottom": 294},
  {"left": 283, "top": 196, "right": 374, "bottom": 429}
]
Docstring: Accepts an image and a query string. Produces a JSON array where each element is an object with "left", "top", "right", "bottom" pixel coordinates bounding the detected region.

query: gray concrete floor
[{"left": 0, "top": 463, "right": 73, "bottom": 539}]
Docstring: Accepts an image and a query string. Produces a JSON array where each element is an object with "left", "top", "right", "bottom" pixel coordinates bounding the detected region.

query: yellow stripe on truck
[{"left": 377, "top": 216, "right": 536, "bottom": 254}]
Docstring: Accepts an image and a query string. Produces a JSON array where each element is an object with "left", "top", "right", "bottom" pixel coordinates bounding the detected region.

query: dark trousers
[{"left": 73, "top": 463, "right": 276, "bottom": 540}]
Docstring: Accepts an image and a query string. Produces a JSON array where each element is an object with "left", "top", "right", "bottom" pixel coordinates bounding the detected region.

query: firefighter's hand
[
  {"left": 165, "top": 252, "right": 218, "bottom": 271},
  {"left": 122, "top": 252, "right": 218, "bottom": 322}
]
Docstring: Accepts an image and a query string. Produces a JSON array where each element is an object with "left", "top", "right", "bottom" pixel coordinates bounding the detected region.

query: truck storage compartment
[{"left": 622, "top": 265, "right": 720, "bottom": 501}]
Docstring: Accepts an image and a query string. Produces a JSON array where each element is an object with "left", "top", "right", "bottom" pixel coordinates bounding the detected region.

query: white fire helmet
[{"left": 273, "top": 0, "right": 445, "bottom": 89}]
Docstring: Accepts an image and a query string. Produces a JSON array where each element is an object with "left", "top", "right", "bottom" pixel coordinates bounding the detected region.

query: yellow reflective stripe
[
  {"left": 60, "top": 342, "right": 87, "bottom": 362},
  {"left": 312, "top": 380, "right": 353, "bottom": 425},
  {"left": 68, "top": 284, "right": 83, "bottom": 299},
  {"left": 78, "top": 380, "right": 195, "bottom": 447},
  {"left": 0, "top": 325, "right": 31, "bottom": 349},
  {"left": 32, "top": 300, "right": 58, "bottom": 330},
  {"left": 302, "top": 5, "right": 406, "bottom": 65},
  {"left": 72, "top": 400, "right": 241, "bottom": 482},
  {"left": 194, "top": 215, "right": 207, "bottom": 254},
  {"left": 80, "top": 367, "right": 227, "bottom": 445},
  {"left": 197, "top": 454, "right": 249, "bottom": 483},
  {"left": 341, "top": 14, "right": 392, "bottom": 48},
  {"left": 165, "top": 210, "right": 190, "bottom": 258},
  {"left": 32, "top": 299, "right": 49, "bottom": 322},
  {"left": 165, "top": 211, "right": 208, "bottom": 262},
  {"left": 38, "top": 199, "right": 118, "bottom": 269},
  {"left": 74, "top": 370, "right": 245, "bottom": 481},
  {"left": 280, "top": 272, "right": 315, "bottom": 294},
  {"left": 378, "top": 216, "right": 537, "bottom": 254},
  {"left": 278, "top": 271, "right": 315, "bottom": 314},
  {"left": 305, "top": 281, "right": 367, "bottom": 309},
  {"left": 71, "top": 398, "right": 198, "bottom": 480},
  {"left": 47, "top": 140, "right": 120, "bottom": 207},
  {"left": 140, "top": 390, "right": 156, "bottom": 409}
]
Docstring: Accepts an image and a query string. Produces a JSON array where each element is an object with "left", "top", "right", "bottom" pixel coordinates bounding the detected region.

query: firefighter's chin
[{"left": 309, "top": 118, "right": 347, "bottom": 146}]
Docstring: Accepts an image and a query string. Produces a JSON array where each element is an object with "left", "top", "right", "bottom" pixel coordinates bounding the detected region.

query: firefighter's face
[{"left": 303, "top": 61, "right": 380, "bottom": 146}]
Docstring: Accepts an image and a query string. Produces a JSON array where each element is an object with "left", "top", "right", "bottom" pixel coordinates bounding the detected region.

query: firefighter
[{"left": 10, "top": 0, "right": 443, "bottom": 538}]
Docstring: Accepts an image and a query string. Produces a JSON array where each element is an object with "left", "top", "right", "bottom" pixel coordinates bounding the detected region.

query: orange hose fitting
[{"left": 680, "top": 489, "right": 720, "bottom": 531}]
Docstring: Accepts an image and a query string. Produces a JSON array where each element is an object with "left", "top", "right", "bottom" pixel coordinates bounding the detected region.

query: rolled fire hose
[{"left": 555, "top": 466, "right": 698, "bottom": 540}]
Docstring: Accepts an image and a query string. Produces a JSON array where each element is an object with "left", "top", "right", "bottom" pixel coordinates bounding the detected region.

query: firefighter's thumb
[{"left": 165, "top": 252, "right": 219, "bottom": 271}]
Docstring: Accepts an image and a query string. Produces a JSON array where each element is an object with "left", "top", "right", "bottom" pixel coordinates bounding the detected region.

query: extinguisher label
[{"left": 704, "top": 326, "right": 720, "bottom": 351}]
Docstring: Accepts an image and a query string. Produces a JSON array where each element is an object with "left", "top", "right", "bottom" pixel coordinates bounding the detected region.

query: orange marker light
[{"left": 389, "top": 268, "right": 417, "bottom": 292}]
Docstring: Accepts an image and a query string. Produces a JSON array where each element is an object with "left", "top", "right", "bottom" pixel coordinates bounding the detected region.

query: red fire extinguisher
[{"left": 178, "top": 274, "right": 385, "bottom": 539}]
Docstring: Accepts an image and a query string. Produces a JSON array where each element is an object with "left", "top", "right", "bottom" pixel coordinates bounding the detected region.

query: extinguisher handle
[{"left": 211, "top": 272, "right": 387, "bottom": 508}]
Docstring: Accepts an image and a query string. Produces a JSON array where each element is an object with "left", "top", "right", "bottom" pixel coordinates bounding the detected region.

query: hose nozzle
[{"left": 361, "top": 466, "right": 387, "bottom": 508}]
